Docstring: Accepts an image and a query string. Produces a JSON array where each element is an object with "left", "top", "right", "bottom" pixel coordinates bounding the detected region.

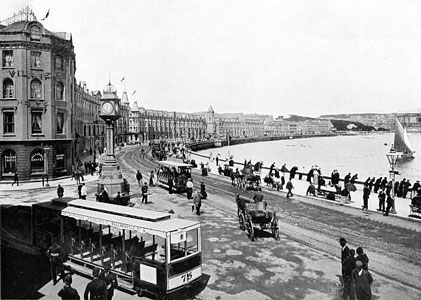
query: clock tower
[{"left": 97, "top": 82, "right": 129, "bottom": 205}]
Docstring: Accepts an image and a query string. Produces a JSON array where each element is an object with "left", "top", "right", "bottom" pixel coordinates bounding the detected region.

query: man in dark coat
[
  {"left": 58, "top": 275, "right": 80, "bottom": 299},
  {"left": 141, "top": 182, "right": 149, "bottom": 204},
  {"left": 368, "top": 177, "right": 375, "bottom": 192},
  {"left": 362, "top": 184, "right": 370, "bottom": 211},
  {"left": 136, "top": 170, "right": 142, "bottom": 186},
  {"left": 46, "top": 243, "right": 65, "bottom": 285},
  {"left": 352, "top": 260, "right": 373, "bottom": 300},
  {"left": 12, "top": 171, "right": 19, "bottom": 186},
  {"left": 84, "top": 267, "right": 107, "bottom": 300},
  {"left": 384, "top": 193, "right": 394, "bottom": 216},
  {"left": 289, "top": 166, "right": 298, "bottom": 180},
  {"left": 344, "top": 173, "right": 351, "bottom": 188},
  {"left": 373, "top": 177, "right": 382, "bottom": 193},
  {"left": 286, "top": 179, "right": 294, "bottom": 198},
  {"left": 380, "top": 177, "right": 388, "bottom": 190},
  {"left": 339, "top": 237, "right": 350, "bottom": 282},
  {"left": 342, "top": 249, "right": 356, "bottom": 300},
  {"left": 99, "top": 263, "right": 118, "bottom": 300}
]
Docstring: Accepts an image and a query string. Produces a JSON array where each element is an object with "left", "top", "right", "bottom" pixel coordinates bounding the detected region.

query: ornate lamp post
[{"left": 386, "top": 146, "right": 401, "bottom": 214}]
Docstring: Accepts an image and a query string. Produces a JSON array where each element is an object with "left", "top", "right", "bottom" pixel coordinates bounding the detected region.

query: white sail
[{"left": 394, "top": 117, "right": 415, "bottom": 158}]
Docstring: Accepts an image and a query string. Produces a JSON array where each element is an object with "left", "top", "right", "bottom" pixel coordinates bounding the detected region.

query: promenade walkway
[{"left": 190, "top": 151, "right": 419, "bottom": 222}]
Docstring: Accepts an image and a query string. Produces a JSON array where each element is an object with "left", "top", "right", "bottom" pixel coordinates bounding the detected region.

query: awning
[{"left": 61, "top": 206, "right": 199, "bottom": 239}]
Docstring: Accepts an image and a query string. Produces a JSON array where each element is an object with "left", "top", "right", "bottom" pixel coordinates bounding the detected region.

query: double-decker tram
[
  {"left": 157, "top": 161, "right": 192, "bottom": 193},
  {"left": 32, "top": 199, "right": 207, "bottom": 299}
]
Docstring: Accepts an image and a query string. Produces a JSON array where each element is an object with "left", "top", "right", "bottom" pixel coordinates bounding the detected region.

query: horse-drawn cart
[{"left": 235, "top": 194, "right": 280, "bottom": 241}]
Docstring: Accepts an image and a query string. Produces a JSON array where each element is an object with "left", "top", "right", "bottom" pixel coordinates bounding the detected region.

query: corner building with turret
[{"left": 0, "top": 12, "right": 76, "bottom": 180}]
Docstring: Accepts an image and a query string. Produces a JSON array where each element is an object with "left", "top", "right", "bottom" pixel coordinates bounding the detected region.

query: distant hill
[{"left": 329, "top": 119, "right": 376, "bottom": 131}]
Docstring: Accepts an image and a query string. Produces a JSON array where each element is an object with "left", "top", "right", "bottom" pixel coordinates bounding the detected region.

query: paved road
[
  {"left": 117, "top": 146, "right": 421, "bottom": 299},
  {"left": 1, "top": 145, "right": 420, "bottom": 299}
]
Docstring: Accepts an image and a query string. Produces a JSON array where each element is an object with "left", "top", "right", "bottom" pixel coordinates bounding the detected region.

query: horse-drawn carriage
[
  {"left": 239, "top": 162, "right": 262, "bottom": 191},
  {"left": 235, "top": 194, "right": 280, "bottom": 241}
]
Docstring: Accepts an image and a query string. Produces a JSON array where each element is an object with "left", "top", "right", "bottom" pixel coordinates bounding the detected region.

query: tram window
[
  {"left": 170, "top": 228, "right": 198, "bottom": 261},
  {"left": 143, "top": 235, "right": 165, "bottom": 263},
  {"left": 186, "top": 228, "right": 198, "bottom": 254}
]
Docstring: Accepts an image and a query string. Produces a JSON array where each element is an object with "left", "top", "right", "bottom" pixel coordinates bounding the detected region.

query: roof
[
  {"left": 0, "top": 21, "right": 72, "bottom": 41},
  {"left": 208, "top": 106, "right": 214, "bottom": 113},
  {"left": 158, "top": 161, "right": 192, "bottom": 168},
  {"left": 61, "top": 201, "right": 199, "bottom": 238},
  {"left": 121, "top": 91, "right": 129, "bottom": 104},
  {"left": 68, "top": 200, "right": 171, "bottom": 222},
  {"left": 131, "top": 101, "right": 139, "bottom": 112}
]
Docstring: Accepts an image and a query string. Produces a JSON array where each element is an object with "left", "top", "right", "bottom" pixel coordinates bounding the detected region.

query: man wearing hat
[
  {"left": 352, "top": 260, "right": 373, "bottom": 300},
  {"left": 141, "top": 182, "right": 149, "bottom": 204},
  {"left": 58, "top": 275, "right": 80, "bottom": 299},
  {"left": 99, "top": 263, "right": 118, "bottom": 300},
  {"left": 84, "top": 267, "right": 107, "bottom": 300},
  {"left": 339, "top": 237, "right": 350, "bottom": 282}
]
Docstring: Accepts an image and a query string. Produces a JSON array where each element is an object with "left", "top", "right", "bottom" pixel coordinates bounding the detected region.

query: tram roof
[
  {"left": 68, "top": 200, "right": 171, "bottom": 222},
  {"left": 61, "top": 205, "right": 200, "bottom": 238},
  {"left": 158, "top": 161, "right": 192, "bottom": 168}
]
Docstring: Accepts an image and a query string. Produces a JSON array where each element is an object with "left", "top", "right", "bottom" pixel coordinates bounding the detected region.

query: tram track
[{"left": 116, "top": 146, "right": 421, "bottom": 292}]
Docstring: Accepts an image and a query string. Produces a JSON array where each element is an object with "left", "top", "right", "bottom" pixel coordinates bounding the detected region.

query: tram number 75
[{"left": 181, "top": 272, "right": 192, "bottom": 283}]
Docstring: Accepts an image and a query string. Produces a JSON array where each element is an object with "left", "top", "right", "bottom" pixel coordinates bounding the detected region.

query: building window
[
  {"left": 55, "top": 82, "right": 64, "bottom": 100},
  {"left": 30, "top": 79, "right": 42, "bottom": 99},
  {"left": 3, "top": 79, "right": 14, "bottom": 98},
  {"left": 55, "top": 55, "right": 63, "bottom": 71},
  {"left": 30, "top": 150, "right": 44, "bottom": 173},
  {"left": 57, "top": 112, "right": 64, "bottom": 134},
  {"left": 3, "top": 111, "right": 15, "bottom": 134},
  {"left": 2, "top": 149, "right": 17, "bottom": 174},
  {"left": 55, "top": 148, "right": 66, "bottom": 169},
  {"left": 30, "top": 25, "right": 41, "bottom": 41},
  {"left": 31, "top": 111, "right": 43, "bottom": 134},
  {"left": 2, "top": 50, "right": 14, "bottom": 67},
  {"left": 31, "top": 51, "right": 41, "bottom": 68}
]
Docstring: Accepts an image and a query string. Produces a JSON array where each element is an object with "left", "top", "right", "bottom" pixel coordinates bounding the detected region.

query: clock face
[{"left": 101, "top": 102, "right": 114, "bottom": 115}]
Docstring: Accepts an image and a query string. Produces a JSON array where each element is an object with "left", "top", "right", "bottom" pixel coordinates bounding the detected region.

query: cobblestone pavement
[{"left": 1, "top": 145, "right": 420, "bottom": 299}]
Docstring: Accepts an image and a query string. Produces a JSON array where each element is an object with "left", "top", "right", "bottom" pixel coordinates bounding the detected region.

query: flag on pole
[
  {"left": 120, "top": 77, "right": 125, "bottom": 82},
  {"left": 132, "top": 90, "right": 136, "bottom": 96},
  {"left": 41, "top": 9, "right": 50, "bottom": 21}
]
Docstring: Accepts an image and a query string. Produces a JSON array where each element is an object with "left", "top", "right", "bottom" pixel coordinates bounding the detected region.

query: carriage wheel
[
  {"left": 272, "top": 217, "right": 280, "bottom": 240},
  {"left": 239, "top": 213, "right": 246, "bottom": 231},
  {"left": 246, "top": 219, "right": 255, "bottom": 241}
]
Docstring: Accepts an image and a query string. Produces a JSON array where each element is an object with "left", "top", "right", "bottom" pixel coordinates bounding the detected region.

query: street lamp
[
  {"left": 386, "top": 146, "right": 401, "bottom": 214},
  {"left": 43, "top": 147, "right": 50, "bottom": 187}
]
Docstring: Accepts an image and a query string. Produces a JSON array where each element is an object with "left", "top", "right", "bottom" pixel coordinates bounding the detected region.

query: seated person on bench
[{"left": 306, "top": 183, "right": 316, "bottom": 196}]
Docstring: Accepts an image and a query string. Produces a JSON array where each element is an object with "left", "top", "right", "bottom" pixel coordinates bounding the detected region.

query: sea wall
[{"left": 187, "top": 134, "right": 336, "bottom": 151}]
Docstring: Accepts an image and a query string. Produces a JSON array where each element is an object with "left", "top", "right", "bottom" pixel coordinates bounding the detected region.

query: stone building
[
  {"left": 115, "top": 91, "right": 130, "bottom": 145},
  {"left": 0, "top": 10, "right": 75, "bottom": 180},
  {"left": 74, "top": 81, "right": 103, "bottom": 160}
]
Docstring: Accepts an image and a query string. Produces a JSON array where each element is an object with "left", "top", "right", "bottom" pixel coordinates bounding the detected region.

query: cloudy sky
[{"left": 2, "top": 0, "right": 421, "bottom": 117}]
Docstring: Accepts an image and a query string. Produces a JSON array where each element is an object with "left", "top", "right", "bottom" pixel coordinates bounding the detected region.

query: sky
[{"left": 1, "top": 0, "right": 421, "bottom": 117}]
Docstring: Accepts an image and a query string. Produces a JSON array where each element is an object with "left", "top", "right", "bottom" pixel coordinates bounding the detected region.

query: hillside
[{"left": 329, "top": 119, "right": 376, "bottom": 131}]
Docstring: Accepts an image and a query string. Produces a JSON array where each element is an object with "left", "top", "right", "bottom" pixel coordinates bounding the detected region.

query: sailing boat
[{"left": 394, "top": 117, "right": 415, "bottom": 158}]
